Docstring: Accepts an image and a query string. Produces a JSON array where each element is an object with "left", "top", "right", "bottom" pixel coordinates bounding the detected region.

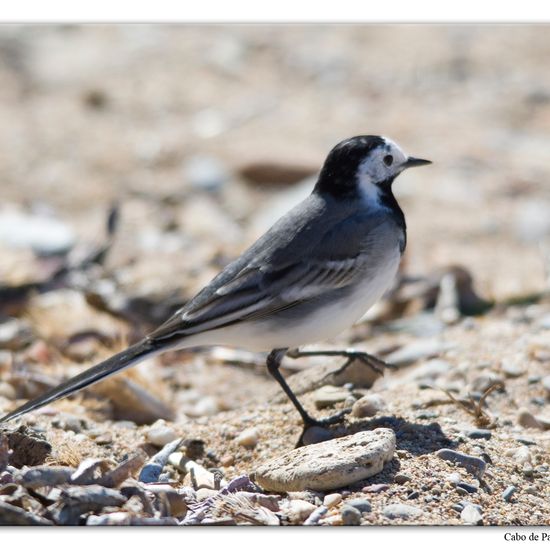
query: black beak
[{"left": 403, "top": 156, "right": 432, "bottom": 168}]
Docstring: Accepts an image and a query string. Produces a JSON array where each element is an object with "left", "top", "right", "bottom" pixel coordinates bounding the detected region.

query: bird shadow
[{"left": 305, "top": 414, "right": 456, "bottom": 457}]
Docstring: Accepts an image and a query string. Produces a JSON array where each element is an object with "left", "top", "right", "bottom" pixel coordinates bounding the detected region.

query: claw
[{"left": 296, "top": 409, "right": 351, "bottom": 447}]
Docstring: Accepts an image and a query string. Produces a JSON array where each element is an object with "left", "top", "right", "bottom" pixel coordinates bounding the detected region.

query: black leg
[
  {"left": 286, "top": 348, "right": 396, "bottom": 376},
  {"left": 266, "top": 348, "right": 349, "bottom": 429}
]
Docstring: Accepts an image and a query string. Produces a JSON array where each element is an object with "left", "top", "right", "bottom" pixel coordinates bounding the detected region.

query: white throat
[{"left": 356, "top": 160, "right": 384, "bottom": 207}]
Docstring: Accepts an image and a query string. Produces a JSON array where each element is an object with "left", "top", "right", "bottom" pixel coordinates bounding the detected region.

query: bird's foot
[
  {"left": 296, "top": 408, "right": 351, "bottom": 447},
  {"left": 303, "top": 408, "right": 351, "bottom": 428}
]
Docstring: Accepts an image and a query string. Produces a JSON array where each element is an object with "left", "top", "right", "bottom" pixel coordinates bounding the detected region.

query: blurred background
[
  {"left": 0, "top": 24, "right": 549, "bottom": 308},
  {"left": 1, "top": 26, "right": 550, "bottom": 526}
]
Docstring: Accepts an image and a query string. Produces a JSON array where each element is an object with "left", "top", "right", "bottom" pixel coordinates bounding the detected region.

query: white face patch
[{"left": 356, "top": 137, "right": 409, "bottom": 205}]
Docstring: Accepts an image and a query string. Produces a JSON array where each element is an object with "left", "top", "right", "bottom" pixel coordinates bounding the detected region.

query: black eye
[{"left": 383, "top": 154, "right": 393, "bottom": 166}]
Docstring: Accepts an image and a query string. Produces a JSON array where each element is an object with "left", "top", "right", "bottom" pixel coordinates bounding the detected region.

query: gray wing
[{"left": 149, "top": 194, "right": 386, "bottom": 343}]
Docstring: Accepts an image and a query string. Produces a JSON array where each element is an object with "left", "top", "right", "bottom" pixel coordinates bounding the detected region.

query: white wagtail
[{"left": 0, "top": 135, "right": 430, "bottom": 433}]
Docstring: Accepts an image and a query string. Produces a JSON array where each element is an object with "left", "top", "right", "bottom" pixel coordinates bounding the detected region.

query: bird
[{"left": 0, "top": 135, "right": 431, "bottom": 438}]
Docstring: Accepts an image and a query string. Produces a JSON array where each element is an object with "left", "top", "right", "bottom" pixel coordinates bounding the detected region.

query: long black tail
[{"left": 0, "top": 339, "right": 159, "bottom": 424}]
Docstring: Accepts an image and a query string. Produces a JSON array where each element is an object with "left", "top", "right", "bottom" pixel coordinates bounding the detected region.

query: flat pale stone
[
  {"left": 254, "top": 428, "right": 395, "bottom": 492},
  {"left": 312, "top": 385, "right": 350, "bottom": 408}
]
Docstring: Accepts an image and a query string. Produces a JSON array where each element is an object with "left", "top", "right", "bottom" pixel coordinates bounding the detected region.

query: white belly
[{"left": 182, "top": 249, "right": 402, "bottom": 352}]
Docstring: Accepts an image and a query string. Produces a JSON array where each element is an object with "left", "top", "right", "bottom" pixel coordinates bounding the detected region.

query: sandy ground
[{"left": 0, "top": 25, "right": 549, "bottom": 526}]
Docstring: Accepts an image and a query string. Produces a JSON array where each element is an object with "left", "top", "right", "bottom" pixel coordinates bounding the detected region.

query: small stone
[
  {"left": 0, "top": 382, "right": 16, "bottom": 400},
  {"left": 239, "top": 161, "right": 315, "bottom": 186},
  {"left": 382, "top": 503, "right": 423, "bottom": 520},
  {"left": 175, "top": 455, "right": 227, "bottom": 491},
  {"left": 362, "top": 483, "right": 389, "bottom": 494},
  {"left": 502, "top": 485, "right": 517, "bottom": 502},
  {"left": 517, "top": 409, "right": 550, "bottom": 430},
  {"left": 464, "top": 429, "right": 492, "bottom": 440},
  {"left": 6, "top": 426, "right": 52, "bottom": 468},
  {"left": 506, "top": 446, "right": 533, "bottom": 466},
  {"left": 220, "top": 454, "right": 235, "bottom": 467},
  {"left": 254, "top": 429, "right": 395, "bottom": 492},
  {"left": 384, "top": 339, "right": 455, "bottom": 366},
  {"left": 312, "top": 385, "right": 350, "bottom": 408},
  {"left": 145, "top": 420, "right": 177, "bottom": 447},
  {"left": 235, "top": 427, "right": 259, "bottom": 448},
  {"left": 16, "top": 466, "right": 75, "bottom": 488},
  {"left": 435, "top": 449, "right": 486, "bottom": 478},
  {"left": 0, "top": 209, "right": 75, "bottom": 256},
  {"left": 394, "top": 473, "right": 412, "bottom": 485},
  {"left": 407, "top": 491, "right": 420, "bottom": 500},
  {"left": 460, "top": 504, "right": 483, "bottom": 525},
  {"left": 408, "top": 359, "right": 453, "bottom": 381},
  {"left": 183, "top": 155, "right": 229, "bottom": 192},
  {"left": 541, "top": 375, "right": 550, "bottom": 397},
  {"left": 351, "top": 394, "right": 387, "bottom": 418},
  {"left": 0, "top": 319, "right": 33, "bottom": 351},
  {"left": 456, "top": 482, "right": 478, "bottom": 494},
  {"left": 500, "top": 360, "right": 525, "bottom": 379},
  {"left": 469, "top": 374, "right": 504, "bottom": 394},
  {"left": 341, "top": 505, "right": 362, "bottom": 525},
  {"left": 285, "top": 499, "right": 317, "bottom": 523},
  {"left": 323, "top": 493, "right": 342, "bottom": 508},
  {"left": 188, "top": 396, "right": 219, "bottom": 417},
  {"left": 446, "top": 473, "right": 462, "bottom": 485},
  {"left": 347, "top": 498, "right": 371, "bottom": 513}
]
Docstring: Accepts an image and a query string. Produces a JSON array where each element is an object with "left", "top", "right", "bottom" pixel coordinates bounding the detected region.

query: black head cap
[{"left": 314, "top": 135, "right": 387, "bottom": 198}]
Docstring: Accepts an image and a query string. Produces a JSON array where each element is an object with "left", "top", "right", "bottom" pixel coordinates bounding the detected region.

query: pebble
[
  {"left": 435, "top": 449, "right": 487, "bottom": 478},
  {"left": 446, "top": 473, "right": 462, "bottom": 485},
  {"left": 456, "top": 482, "right": 478, "bottom": 494},
  {"left": 0, "top": 209, "right": 75, "bottom": 255},
  {"left": 517, "top": 409, "right": 550, "bottom": 430},
  {"left": 384, "top": 339, "right": 455, "bottom": 366},
  {"left": 145, "top": 420, "right": 177, "bottom": 447},
  {"left": 351, "top": 394, "right": 387, "bottom": 418},
  {"left": 500, "top": 360, "right": 525, "bottom": 379},
  {"left": 220, "top": 454, "right": 235, "bottom": 467},
  {"left": 168, "top": 453, "right": 222, "bottom": 489},
  {"left": 312, "top": 385, "right": 351, "bottom": 408},
  {"left": 254, "top": 428, "right": 395, "bottom": 492},
  {"left": 407, "top": 359, "right": 453, "bottom": 381},
  {"left": 16, "top": 466, "right": 75, "bottom": 488},
  {"left": 394, "top": 473, "right": 412, "bottom": 485},
  {"left": 362, "top": 483, "right": 389, "bottom": 494},
  {"left": 284, "top": 499, "right": 317, "bottom": 523},
  {"left": 235, "top": 427, "right": 259, "bottom": 448},
  {"left": 382, "top": 503, "right": 423, "bottom": 520},
  {"left": 502, "top": 485, "right": 517, "bottom": 502},
  {"left": 514, "top": 199, "right": 550, "bottom": 243},
  {"left": 506, "top": 446, "right": 533, "bottom": 466},
  {"left": 341, "top": 505, "right": 362, "bottom": 525},
  {"left": 183, "top": 155, "right": 229, "bottom": 192},
  {"left": 464, "top": 428, "right": 492, "bottom": 440},
  {"left": 139, "top": 438, "right": 182, "bottom": 484},
  {"left": 187, "top": 396, "right": 220, "bottom": 417},
  {"left": 0, "top": 382, "right": 16, "bottom": 400},
  {"left": 323, "top": 493, "right": 342, "bottom": 508},
  {"left": 0, "top": 319, "right": 33, "bottom": 351},
  {"left": 346, "top": 498, "right": 372, "bottom": 513},
  {"left": 469, "top": 373, "right": 504, "bottom": 394},
  {"left": 460, "top": 504, "right": 483, "bottom": 525}
]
